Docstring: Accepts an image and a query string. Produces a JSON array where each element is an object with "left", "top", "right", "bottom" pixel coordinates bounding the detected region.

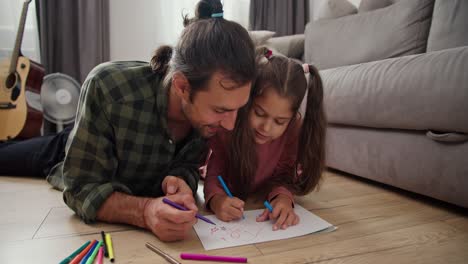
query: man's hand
[
  {"left": 162, "top": 176, "right": 193, "bottom": 196},
  {"left": 143, "top": 193, "right": 198, "bottom": 241},
  {"left": 209, "top": 194, "right": 245, "bottom": 222},
  {"left": 256, "top": 194, "right": 299, "bottom": 231}
]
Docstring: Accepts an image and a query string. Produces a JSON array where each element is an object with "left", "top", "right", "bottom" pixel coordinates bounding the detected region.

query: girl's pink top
[{"left": 203, "top": 118, "right": 301, "bottom": 208}]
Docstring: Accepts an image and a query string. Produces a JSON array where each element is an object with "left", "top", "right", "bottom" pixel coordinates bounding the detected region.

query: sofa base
[{"left": 326, "top": 125, "right": 468, "bottom": 208}]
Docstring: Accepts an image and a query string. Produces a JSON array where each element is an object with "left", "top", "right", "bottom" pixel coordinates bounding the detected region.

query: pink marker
[
  {"left": 180, "top": 253, "right": 247, "bottom": 263},
  {"left": 95, "top": 246, "right": 104, "bottom": 264}
]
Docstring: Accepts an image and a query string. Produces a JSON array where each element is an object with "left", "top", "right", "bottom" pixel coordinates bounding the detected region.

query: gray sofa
[{"left": 292, "top": 0, "right": 468, "bottom": 208}]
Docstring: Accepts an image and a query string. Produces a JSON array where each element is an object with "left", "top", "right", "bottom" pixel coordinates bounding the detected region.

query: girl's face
[{"left": 249, "top": 87, "right": 295, "bottom": 144}]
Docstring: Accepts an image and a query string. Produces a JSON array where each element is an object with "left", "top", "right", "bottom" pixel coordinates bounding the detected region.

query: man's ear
[{"left": 172, "top": 72, "right": 191, "bottom": 102}]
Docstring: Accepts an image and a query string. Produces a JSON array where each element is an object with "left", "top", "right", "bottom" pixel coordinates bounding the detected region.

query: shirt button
[{"left": 169, "top": 139, "right": 173, "bottom": 144}]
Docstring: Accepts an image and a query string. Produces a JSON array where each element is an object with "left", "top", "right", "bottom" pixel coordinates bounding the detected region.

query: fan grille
[{"left": 40, "top": 73, "right": 80, "bottom": 124}]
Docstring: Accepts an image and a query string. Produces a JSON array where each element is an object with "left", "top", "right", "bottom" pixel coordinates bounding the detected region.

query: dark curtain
[
  {"left": 36, "top": 0, "right": 110, "bottom": 84},
  {"left": 249, "top": 0, "right": 309, "bottom": 36}
]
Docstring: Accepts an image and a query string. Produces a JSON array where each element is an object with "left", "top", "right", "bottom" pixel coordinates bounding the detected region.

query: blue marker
[
  {"left": 79, "top": 240, "right": 99, "bottom": 264},
  {"left": 217, "top": 175, "right": 244, "bottom": 219},
  {"left": 217, "top": 175, "right": 233, "bottom": 197},
  {"left": 264, "top": 200, "right": 274, "bottom": 212}
]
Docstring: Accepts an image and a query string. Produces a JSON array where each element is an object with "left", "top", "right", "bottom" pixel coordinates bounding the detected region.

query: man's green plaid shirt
[{"left": 46, "top": 61, "right": 207, "bottom": 223}]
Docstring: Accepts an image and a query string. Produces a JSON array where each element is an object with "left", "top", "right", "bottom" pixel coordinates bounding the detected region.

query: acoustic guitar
[{"left": 0, "top": 0, "right": 45, "bottom": 141}]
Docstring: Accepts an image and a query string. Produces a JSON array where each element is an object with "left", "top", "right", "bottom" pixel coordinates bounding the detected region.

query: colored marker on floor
[
  {"left": 79, "top": 240, "right": 98, "bottom": 264},
  {"left": 101, "top": 231, "right": 109, "bottom": 257},
  {"left": 85, "top": 241, "right": 102, "bottom": 264},
  {"left": 69, "top": 240, "right": 96, "bottom": 264},
  {"left": 95, "top": 246, "right": 104, "bottom": 264},
  {"left": 105, "top": 233, "right": 115, "bottom": 262}
]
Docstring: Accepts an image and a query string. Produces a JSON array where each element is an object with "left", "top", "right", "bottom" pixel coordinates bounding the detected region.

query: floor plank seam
[
  {"left": 308, "top": 204, "right": 349, "bottom": 211},
  {"left": 332, "top": 215, "right": 387, "bottom": 226},
  {"left": 32, "top": 207, "right": 52, "bottom": 239},
  {"left": 303, "top": 244, "right": 415, "bottom": 264},
  {"left": 253, "top": 244, "right": 265, "bottom": 256},
  {"left": 34, "top": 227, "right": 136, "bottom": 240}
]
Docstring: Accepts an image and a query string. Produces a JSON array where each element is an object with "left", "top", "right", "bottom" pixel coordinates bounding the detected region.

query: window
[{"left": 0, "top": 0, "right": 41, "bottom": 63}]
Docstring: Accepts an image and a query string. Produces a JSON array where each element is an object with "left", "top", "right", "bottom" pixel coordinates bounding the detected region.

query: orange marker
[{"left": 69, "top": 239, "right": 97, "bottom": 264}]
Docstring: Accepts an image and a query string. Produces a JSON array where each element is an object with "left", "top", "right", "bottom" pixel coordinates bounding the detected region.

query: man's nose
[{"left": 220, "top": 110, "right": 237, "bottom": 131}]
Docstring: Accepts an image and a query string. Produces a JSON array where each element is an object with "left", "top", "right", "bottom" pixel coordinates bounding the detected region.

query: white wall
[
  {"left": 109, "top": 0, "right": 160, "bottom": 61},
  {"left": 109, "top": 0, "right": 250, "bottom": 62}
]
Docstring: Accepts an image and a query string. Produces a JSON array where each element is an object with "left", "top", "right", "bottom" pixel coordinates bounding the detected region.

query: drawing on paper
[
  {"left": 208, "top": 220, "right": 267, "bottom": 242},
  {"left": 193, "top": 205, "right": 335, "bottom": 250}
]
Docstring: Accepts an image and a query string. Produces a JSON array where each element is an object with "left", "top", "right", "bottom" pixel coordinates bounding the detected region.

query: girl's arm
[
  {"left": 204, "top": 134, "right": 245, "bottom": 221},
  {"left": 203, "top": 134, "right": 229, "bottom": 210},
  {"left": 267, "top": 117, "right": 302, "bottom": 204},
  {"left": 258, "top": 119, "right": 301, "bottom": 230}
]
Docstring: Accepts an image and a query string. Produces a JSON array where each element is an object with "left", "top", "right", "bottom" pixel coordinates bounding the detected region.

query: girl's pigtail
[{"left": 295, "top": 64, "right": 326, "bottom": 195}]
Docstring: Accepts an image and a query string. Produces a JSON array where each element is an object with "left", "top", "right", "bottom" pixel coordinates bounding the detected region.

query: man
[{"left": 0, "top": 0, "right": 256, "bottom": 242}]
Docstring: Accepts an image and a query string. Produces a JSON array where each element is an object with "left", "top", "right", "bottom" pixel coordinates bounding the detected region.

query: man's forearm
[{"left": 96, "top": 192, "right": 150, "bottom": 228}]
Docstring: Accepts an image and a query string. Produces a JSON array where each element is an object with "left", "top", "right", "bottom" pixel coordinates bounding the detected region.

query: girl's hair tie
[
  {"left": 211, "top": 12, "right": 224, "bottom": 18},
  {"left": 302, "top": 64, "right": 310, "bottom": 73},
  {"left": 264, "top": 48, "right": 273, "bottom": 59}
]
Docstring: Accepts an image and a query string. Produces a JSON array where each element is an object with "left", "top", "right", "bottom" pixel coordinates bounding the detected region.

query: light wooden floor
[{"left": 0, "top": 170, "right": 467, "bottom": 264}]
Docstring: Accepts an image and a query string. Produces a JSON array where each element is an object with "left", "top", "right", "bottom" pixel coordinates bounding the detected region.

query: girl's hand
[
  {"left": 209, "top": 194, "right": 245, "bottom": 222},
  {"left": 256, "top": 194, "right": 299, "bottom": 231}
]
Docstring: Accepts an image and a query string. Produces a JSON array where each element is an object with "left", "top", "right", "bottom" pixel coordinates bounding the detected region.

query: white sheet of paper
[{"left": 193, "top": 204, "right": 336, "bottom": 250}]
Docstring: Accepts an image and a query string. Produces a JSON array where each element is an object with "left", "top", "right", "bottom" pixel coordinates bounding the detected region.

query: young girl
[{"left": 204, "top": 48, "right": 326, "bottom": 230}]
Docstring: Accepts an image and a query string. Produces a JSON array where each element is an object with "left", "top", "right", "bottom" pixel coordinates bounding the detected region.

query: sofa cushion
[
  {"left": 427, "top": 0, "right": 468, "bottom": 52},
  {"left": 321, "top": 46, "right": 468, "bottom": 133},
  {"left": 304, "top": 0, "right": 434, "bottom": 70},
  {"left": 358, "top": 0, "right": 393, "bottom": 12},
  {"left": 249, "top": 30, "right": 276, "bottom": 46},
  {"left": 315, "top": 0, "right": 357, "bottom": 20},
  {"left": 264, "top": 34, "right": 305, "bottom": 59}
]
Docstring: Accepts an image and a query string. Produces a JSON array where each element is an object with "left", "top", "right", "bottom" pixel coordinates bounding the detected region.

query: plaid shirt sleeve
[
  {"left": 166, "top": 138, "right": 208, "bottom": 194},
  {"left": 62, "top": 75, "right": 126, "bottom": 223}
]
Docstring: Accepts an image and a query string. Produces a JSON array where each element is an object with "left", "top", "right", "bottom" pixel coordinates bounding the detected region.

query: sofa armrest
[{"left": 322, "top": 46, "right": 468, "bottom": 134}]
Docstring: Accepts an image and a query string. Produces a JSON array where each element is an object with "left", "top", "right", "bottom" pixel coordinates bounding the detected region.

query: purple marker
[
  {"left": 180, "top": 253, "right": 247, "bottom": 263},
  {"left": 162, "top": 198, "right": 216, "bottom": 225}
]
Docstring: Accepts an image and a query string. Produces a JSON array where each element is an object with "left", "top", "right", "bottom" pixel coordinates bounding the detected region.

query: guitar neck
[{"left": 9, "top": 0, "right": 32, "bottom": 74}]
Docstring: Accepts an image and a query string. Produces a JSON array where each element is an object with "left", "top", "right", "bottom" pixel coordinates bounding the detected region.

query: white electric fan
[{"left": 39, "top": 73, "right": 81, "bottom": 132}]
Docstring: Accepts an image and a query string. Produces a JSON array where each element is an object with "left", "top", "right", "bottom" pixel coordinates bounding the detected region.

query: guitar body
[
  {"left": 18, "top": 59, "right": 45, "bottom": 139},
  {"left": 0, "top": 57, "right": 44, "bottom": 140},
  {"left": 0, "top": 57, "right": 29, "bottom": 140},
  {"left": 0, "top": 0, "right": 45, "bottom": 141}
]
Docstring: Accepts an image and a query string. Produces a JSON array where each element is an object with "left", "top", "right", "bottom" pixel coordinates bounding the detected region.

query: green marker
[
  {"left": 85, "top": 241, "right": 103, "bottom": 264},
  {"left": 58, "top": 241, "right": 90, "bottom": 264}
]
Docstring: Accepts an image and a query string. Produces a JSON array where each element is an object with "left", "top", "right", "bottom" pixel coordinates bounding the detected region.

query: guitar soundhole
[{"left": 5, "top": 73, "right": 17, "bottom": 89}]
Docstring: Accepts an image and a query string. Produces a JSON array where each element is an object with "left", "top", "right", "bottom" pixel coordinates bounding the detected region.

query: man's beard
[
  {"left": 190, "top": 123, "right": 220, "bottom": 138},
  {"left": 182, "top": 104, "right": 219, "bottom": 138}
]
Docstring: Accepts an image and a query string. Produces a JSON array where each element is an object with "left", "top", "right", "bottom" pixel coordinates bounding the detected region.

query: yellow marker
[{"left": 105, "top": 233, "right": 115, "bottom": 262}]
